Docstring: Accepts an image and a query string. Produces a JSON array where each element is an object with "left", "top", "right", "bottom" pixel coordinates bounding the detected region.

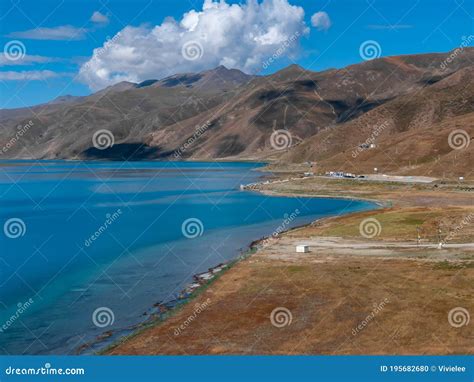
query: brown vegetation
[{"left": 108, "top": 178, "right": 473, "bottom": 355}]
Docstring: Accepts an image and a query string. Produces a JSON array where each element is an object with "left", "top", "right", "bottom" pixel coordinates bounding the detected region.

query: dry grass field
[{"left": 108, "top": 176, "right": 473, "bottom": 355}]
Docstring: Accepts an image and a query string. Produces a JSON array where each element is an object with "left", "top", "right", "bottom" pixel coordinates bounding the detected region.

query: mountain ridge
[{"left": 0, "top": 48, "right": 473, "bottom": 178}]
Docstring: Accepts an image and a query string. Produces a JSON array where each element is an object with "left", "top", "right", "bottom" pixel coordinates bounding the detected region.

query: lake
[{"left": 0, "top": 161, "right": 376, "bottom": 354}]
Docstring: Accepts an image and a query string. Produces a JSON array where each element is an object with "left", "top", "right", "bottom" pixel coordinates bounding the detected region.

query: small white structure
[{"left": 296, "top": 245, "right": 310, "bottom": 253}]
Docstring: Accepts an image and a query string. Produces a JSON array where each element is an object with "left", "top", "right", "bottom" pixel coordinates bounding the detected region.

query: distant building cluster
[{"left": 325, "top": 171, "right": 359, "bottom": 179}]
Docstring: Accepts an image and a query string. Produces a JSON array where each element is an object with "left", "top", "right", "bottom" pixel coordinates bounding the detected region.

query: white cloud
[
  {"left": 367, "top": 24, "right": 413, "bottom": 30},
  {"left": 311, "top": 11, "right": 331, "bottom": 31},
  {"left": 79, "top": 0, "right": 309, "bottom": 90},
  {"left": 0, "top": 70, "right": 60, "bottom": 81},
  {"left": 7, "top": 25, "right": 87, "bottom": 40},
  {"left": 91, "top": 11, "right": 109, "bottom": 24},
  {"left": 0, "top": 54, "right": 57, "bottom": 66}
]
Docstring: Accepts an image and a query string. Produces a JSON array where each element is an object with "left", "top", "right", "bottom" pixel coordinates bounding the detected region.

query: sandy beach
[{"left": 107, "top": 174, "right": 474, "bottom": 355}]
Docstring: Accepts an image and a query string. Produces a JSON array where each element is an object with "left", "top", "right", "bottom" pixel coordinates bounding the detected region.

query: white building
[{"left": 296, "top": 245, "right": 310, "bottom": 253}]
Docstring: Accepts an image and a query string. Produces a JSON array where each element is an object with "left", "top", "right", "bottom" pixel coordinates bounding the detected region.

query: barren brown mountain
[
  {"left": 0, "top": 48, "right": 472, "bottom": 178},
  {"left": 283, "top": 65, "right": 474, "bottom": 179}
]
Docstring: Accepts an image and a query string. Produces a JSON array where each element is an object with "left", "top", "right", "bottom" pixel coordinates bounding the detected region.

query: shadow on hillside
[{"left": 81, "top": 143, "right": 172, "bottom": 161}]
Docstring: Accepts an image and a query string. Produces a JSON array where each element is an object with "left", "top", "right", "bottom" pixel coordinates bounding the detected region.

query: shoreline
[
  {"left": 97, "top": 188, "right": 382, "bottom": 355},
  {"left": 3, "top": 159, "right": 383, "bottom": 355},
  {"left": 6, "top": 158, "right": 466, "bottom": 354},
  {"left": 105, "top": 170, "right": 473, "bottom": 355},
  {"left": 95, "top": 211, "right": 379, "bottom": 355},
  {"left": 250, "top": 188, "right": 389, "bottom": 208},
  {"left": 79, "top": 261, "right": 237, "bottom": 355},
  {"left": 96, "top": 257, "right": 248, "bottom": 355}
]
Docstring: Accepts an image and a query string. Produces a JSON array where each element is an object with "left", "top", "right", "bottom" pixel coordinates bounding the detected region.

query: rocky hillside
[
  {"left": 0, "top": 48, "right": 472, "bottom": 178},
  {"left": 283, "top": 65, "right": 474, "bottom": 179}
]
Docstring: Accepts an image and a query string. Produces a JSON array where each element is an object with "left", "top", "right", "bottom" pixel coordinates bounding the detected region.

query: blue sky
[{"left": 0, "top": 0, "right": 472, "bottom": 109}]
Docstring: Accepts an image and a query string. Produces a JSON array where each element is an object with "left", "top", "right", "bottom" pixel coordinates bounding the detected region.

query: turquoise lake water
[{"left": 0, "top": 161, "right": 376, "bottom": 354}]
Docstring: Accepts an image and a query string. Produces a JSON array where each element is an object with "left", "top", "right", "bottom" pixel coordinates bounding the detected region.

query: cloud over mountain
[
  {"left": 79, "top": 0, "right": 309, "bottom": 90},
  {"left": 311, "top": 11, "right": 331, "bottom": 31}
]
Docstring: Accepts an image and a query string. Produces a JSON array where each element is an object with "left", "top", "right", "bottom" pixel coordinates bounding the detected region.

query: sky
[{"left": 0, "top": 0, "right": 472, "bottom": 109}]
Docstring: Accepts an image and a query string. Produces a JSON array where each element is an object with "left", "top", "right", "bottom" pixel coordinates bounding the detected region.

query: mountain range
[{"left": 0, "top": 48, "right": 472, "bottom": 178}]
